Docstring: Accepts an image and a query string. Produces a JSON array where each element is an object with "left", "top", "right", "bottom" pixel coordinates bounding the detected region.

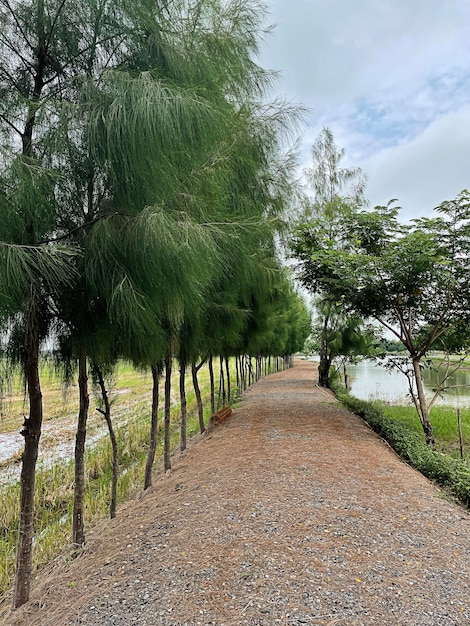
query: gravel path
[{"left": 2, "top": 360, "right": 469, "bottom": 625}]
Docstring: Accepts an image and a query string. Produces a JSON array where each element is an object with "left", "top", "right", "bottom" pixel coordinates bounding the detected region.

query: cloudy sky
[{"left": 260, "top": 0, "right": 470, "bottom": 220}]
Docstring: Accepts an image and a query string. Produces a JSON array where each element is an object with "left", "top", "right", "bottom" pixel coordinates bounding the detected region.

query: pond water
[
  {"left": 307, "top": 355, "right": 470, "bottom": 406},
  {"left": 346, "top": 358, "right": 470, "bottom": 407}
]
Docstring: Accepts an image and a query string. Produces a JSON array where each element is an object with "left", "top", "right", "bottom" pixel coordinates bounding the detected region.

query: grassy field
[
  {"left": 378, "top": 403, "right": 470, "bottom": 461},
  {"left": 0, "top": 359, "right": 236, "bottom": 597}
]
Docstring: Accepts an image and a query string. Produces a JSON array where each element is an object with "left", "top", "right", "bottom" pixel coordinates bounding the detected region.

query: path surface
[{"left": 2, "top": 360, "right": 469, "bottom": 626}]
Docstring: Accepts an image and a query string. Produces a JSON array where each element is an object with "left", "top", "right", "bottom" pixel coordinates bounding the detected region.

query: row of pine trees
[{"left": 0, "top": 0, "right": 309, "bottom": 607}]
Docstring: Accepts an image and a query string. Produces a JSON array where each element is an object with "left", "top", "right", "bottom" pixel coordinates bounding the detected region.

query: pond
[
  {"left": 346, "top": 358, "right": 470, "bottom": 407},
  {"left": 307, "top": 356, "right": 470, "bottom": 406}
]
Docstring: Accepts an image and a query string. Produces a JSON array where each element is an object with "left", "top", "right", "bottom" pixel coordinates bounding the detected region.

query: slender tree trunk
[
  {"left": 318, "top": 315, "right": 331, "bottom": 387},
  {"left": 191, "top": 362, "right": 205, "bottom": 434},
  {"left": 225, "top": 357, "right": 231, "bottom": 404},
  {"left": 208, "top": 353, "right": 215, "bottom": 414},
  {"left": 164, "top": 353, "right": 172, "bottom": 471},
  {"left": 343, "top": 361, "right": 349, "bottom": 390},
  {"left": 144, "top": 362, "right": 161, "bottom": 489},
  {"left": 240, "top": 354, "right": 246, "bottom": 391},
  {"left": 13, "top": 314, "right": 42, "bottom": 608},
  {"left": 73, "top": 351, "right": 89, "bottom": 546},
  {"left": 268, "top": 355, "right": 271, "bottom": 375},
  {"left": 94, "top": 366, "right": 118, "bottom": 519},
  {"left": 457, "top": 408, "right": 464, "bottom": 460},
  {"left": 317, "top": 356, "right": 331, "bottom": 388},
  {"left": 236, "top": 356, "right": 240, "bottom": 392},
  {"left": 218, "top": 355, "right": 225, "bottom": 408},
  {"left": 179, "top": 361, "right": 187, "bottom": 452},
  {"left": 13, "top": 13, "right": 49, "bottom": 607},
  {"left": 412, "top": 357, "right": 435, "bottom": 445}
]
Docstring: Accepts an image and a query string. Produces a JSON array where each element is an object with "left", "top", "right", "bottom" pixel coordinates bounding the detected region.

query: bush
[{"left": 333, "top": 385, "right": 470, "bottom": 508}]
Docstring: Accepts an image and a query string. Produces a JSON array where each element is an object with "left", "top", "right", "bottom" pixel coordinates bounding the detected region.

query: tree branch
[{"left": 2, "top": 0, "right": 35, "bottom": 53}]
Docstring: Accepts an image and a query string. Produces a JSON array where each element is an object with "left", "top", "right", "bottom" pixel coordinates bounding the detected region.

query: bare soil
[{"left": 2, "top": 360, "right": 469, "bottom": 626}]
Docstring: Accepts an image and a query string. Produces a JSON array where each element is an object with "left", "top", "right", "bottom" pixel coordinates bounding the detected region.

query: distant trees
[
  {"left": 293, "top": 127, "right": 368, "bottom": 387},
  {"left": 0, "top": 0, "right": 308, "bottom": 607},
  {"left": 308, "top": 299, "right": 376, "bottom": 389},
  {"left": 293, "top": 190, "right": 470, "bottom": 444}
]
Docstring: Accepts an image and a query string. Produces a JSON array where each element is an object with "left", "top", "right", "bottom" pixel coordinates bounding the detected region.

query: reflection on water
[{"left": 346, "top": 359, "right": 470, "bottom": 407}]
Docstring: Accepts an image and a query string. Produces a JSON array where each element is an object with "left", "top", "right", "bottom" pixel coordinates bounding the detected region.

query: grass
[
  {"left": 380, "top": 404, "right": 470, "bottom": 460},
  {"left": 0, "top": 357, "right": 242, "bottom": 598}
]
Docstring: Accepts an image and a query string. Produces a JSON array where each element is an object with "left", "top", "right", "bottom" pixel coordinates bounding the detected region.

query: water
[{"left": 346, "top": 358, "right": 470, "bottom": 407}]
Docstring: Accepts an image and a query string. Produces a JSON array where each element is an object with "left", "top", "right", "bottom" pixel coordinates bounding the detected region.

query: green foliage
[
  {"left": 382, "top": 404, "right": 470, "bottom": 452},
  {"left": 294, "top": 189, "right": 470, "bottom": 432},
  {"left": 294, "top": 128, "right": 372, "bottom": 386},
  {"left": 0, "top": 0, "right": 305, "bottom": 602},
  {"left": 312, "top": 299, "right": 376, "bottom": 360}
]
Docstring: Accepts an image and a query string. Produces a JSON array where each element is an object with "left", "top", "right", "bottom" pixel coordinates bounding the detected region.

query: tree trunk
[
  {"left": 164, "top": 353, "right": 172, "bottom": 471},
  {"left": 94, "top": 366, "right": 118, "bottom": 519},
  {"left": 240, "top": 354, "right": 246, "bottom": 391},
  {"left": 225, "top": 357, "right": 231, "bottom": 404},
  {"left": 191, "top": 362, "right": 205, "bottom": 434},
  {"left": 412, "top": 357, "right": 435, "bottom": 445},
  {"left": 343, "top": 361, "right": 349, "bottom": 390},
  {"left": 144, "top": 362, "right": 161, "bottom": 489},
  {"left": 73, "top": 351, "right": 89, "bottom": 546},
  {"left": 179, "top": 361, "right": 187, "bottom": 452},
  {"left": 208, "top": 353, "right": 215, "bottom": 414},
  {"left": 13, "top": 317, "right": 42, "bottom": 608},
  {"left": 13, "top": 14, "right": 48, "bottom": 607},
  {"left": 317, "top": 356, "right": 331, "bottom": 388},
  {"left": 318, "top": 314, "right": 331, "bottom": 387},
  {"left": 218, "top": 355, "right": 225, "bottom": 408}
]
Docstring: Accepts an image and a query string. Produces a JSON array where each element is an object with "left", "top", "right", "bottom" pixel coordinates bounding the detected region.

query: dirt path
[{"left": 2, "top": 360, "right": 469, "bottom": 626}]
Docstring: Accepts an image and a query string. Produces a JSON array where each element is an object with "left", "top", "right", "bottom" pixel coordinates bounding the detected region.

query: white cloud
[
  {"left": 261, "top": 0, "right": 470, "bottom": 219},
  {"left": 360, "top": 105, "right": 470, "bottom": 219}
]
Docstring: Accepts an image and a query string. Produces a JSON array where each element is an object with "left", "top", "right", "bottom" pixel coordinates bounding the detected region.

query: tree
[
  {"left": 2, "top": 0, "right": 304, "bottom": 602},
  {"left": 1, "top": 0, "right": 285, "bottom": 604},
  {"left": 0, "top": 0, "right": 85, "bottom": 605},
  {"left": 308, "top": 299, "right": 377, "bottom": 388},
  {"left": 293, "top": 191, "right": 470, "bottom": 444},
  {"left": 295, "top": 127, "right": 367, "bottom": 387},
  {"left": 305, "top": 127, "right": 366, "bottom": 219}
]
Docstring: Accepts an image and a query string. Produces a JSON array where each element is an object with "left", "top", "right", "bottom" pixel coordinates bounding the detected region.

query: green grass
[{"left": 379, "top": 404, "right": 470, "bottom": 461}]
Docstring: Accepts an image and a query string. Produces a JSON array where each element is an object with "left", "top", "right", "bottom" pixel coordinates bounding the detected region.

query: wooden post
[{"left": 457, "top": 408, "right": 464, "bottom": 460}]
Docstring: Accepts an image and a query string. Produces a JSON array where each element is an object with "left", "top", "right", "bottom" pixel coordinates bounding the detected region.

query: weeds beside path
[{"left": 2, "top": 360, "right": 469, "bottom": 626}]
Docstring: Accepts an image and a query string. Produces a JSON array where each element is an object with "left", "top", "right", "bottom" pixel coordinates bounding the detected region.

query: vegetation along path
[{"left": 3, "top": 360, "right": 469, "bottom": 626}]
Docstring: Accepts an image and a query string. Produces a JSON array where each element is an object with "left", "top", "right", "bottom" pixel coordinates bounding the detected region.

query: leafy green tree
[
  {"left": 308, "top": 299, "right": 376, "bottom": 388},
  {"left": 1, "top": 0, "right": 286, "bottom": 604},
  {"left": 294, "top": 127, "right": 367, "bottom": 387},
  {"left": 0, "top": 0, "right": 87, "bottom": 605},
  {"left": 294, "top": 191, "right": 470, "bottom": 444}
]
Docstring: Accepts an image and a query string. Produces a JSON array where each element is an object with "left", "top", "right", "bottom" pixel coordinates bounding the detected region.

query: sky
[{"left": 259, "top": 0, "right": 470, "bottom": 221}]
